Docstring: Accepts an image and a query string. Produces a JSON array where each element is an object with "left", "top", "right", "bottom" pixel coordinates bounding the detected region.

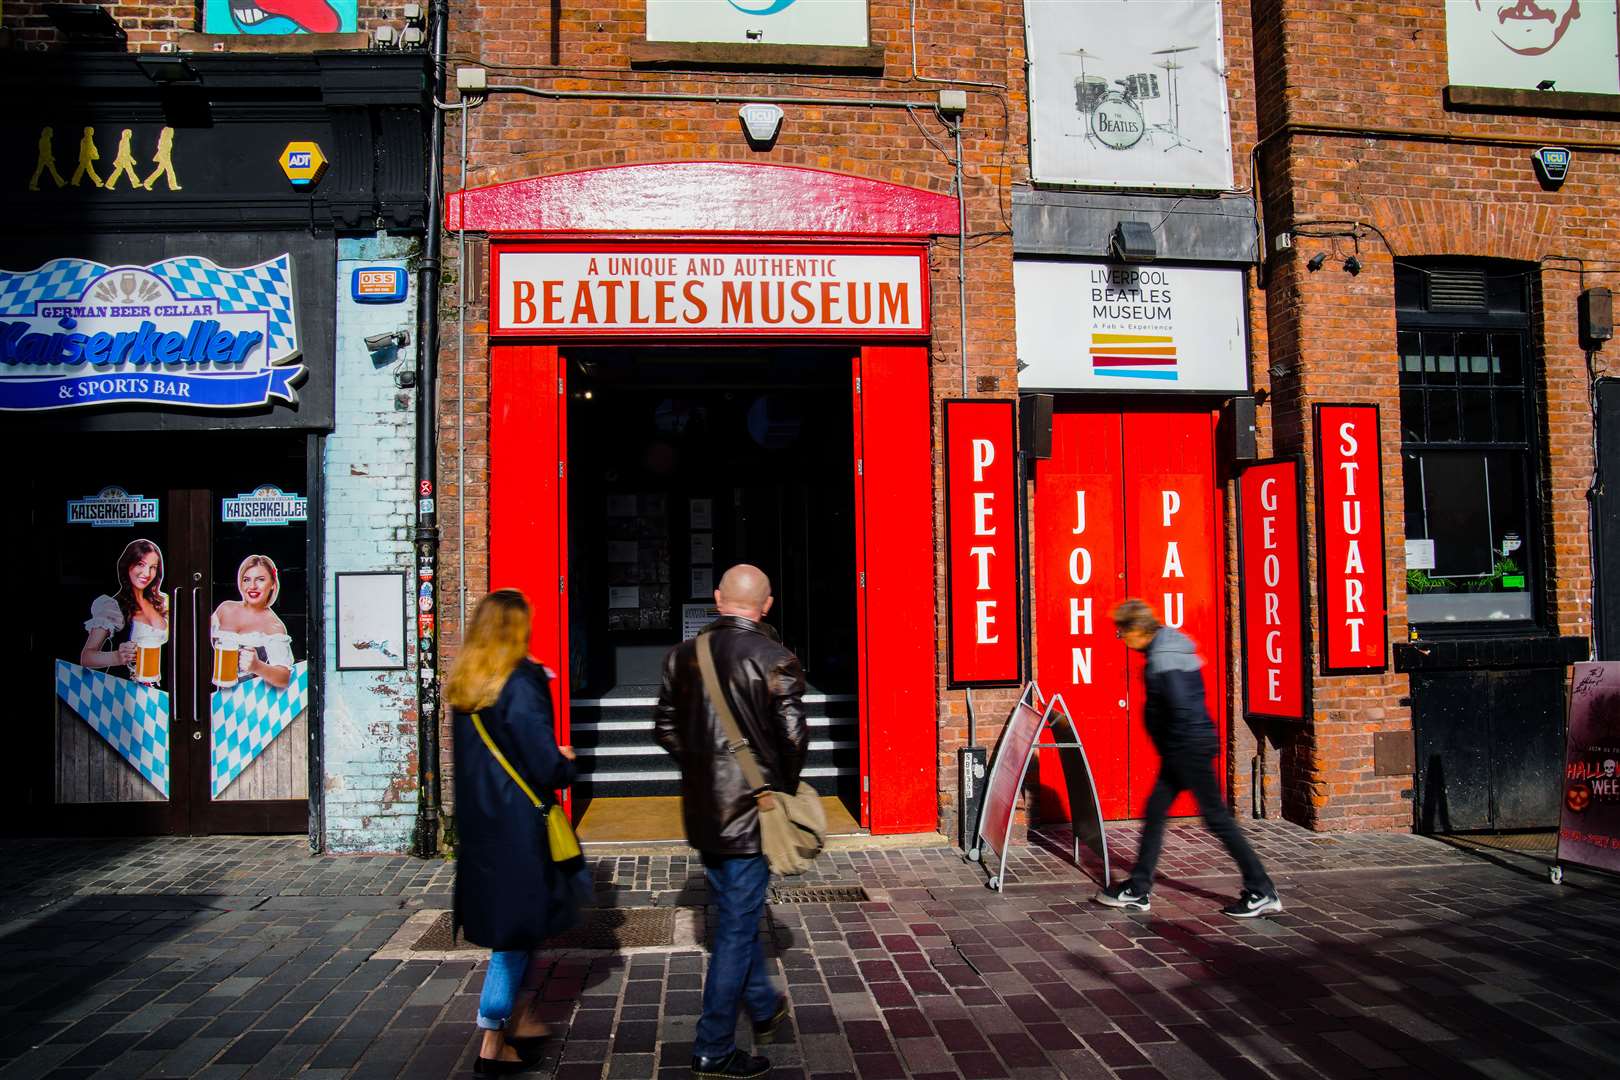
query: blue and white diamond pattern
[
  {"left": 211, "top": 661, "right": 310, "bottom": 798},
  {"left": 54, "top": 660, "right": 170, "bottom": 798},
  {"left": 0, "top": 255, "right": 297, "bottom": 360},
  {"left": 156, "top": 255, "right": 298, "bottom": 359},
  {"left": 0, "top": 259, "right": 103, "bottom": 315}
]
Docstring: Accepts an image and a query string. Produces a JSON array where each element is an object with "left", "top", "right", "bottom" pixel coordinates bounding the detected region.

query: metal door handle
[
  {"left": 191, "top": 586, "right": 200, "bottom": 720},
  {"left": 168, "top": 588, "right": 182, "bottom": 700}
]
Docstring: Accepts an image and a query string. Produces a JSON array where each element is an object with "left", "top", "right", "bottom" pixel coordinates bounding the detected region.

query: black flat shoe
[
  {"left": 692, "top": 1049, "right": 771, "bottom": 1078},
  {"left": 752, "top": 997, "right": 790, "bottom": 1044},
  {"left": 506, "top": 1034, "right": 548, "bottom": 1065},
  {"left": 472, "top": 1054, "right": 532, "bottom": 1075}
]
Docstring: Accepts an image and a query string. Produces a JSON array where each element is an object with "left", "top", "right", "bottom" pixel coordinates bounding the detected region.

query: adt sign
[{"left": 279, "top": 141, "right": 329, "bottom": 189}]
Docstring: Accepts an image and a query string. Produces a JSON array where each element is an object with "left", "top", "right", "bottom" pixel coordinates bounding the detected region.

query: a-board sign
[
  {"left": 971, "top": 684, "right": 1047, "bottom": 889},
  {"left": 1559, "top": 662, "right": 1620, "bottom": 876},
  {"left": 969, "top": 682, "right": 1110, "bottom": 891},
  {"left": 1045, "top": 699, "right": 1111, "bottom": 885}
]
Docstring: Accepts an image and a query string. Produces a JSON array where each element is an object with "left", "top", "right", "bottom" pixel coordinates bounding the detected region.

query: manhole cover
[
  {"left": 768, "top": 885, "right": 870, "bottom": 904},
  {"left": 411, "top": 908, "right": 677, "bottom": 952}
]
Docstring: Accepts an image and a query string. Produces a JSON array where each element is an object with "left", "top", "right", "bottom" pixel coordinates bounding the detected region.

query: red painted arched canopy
[{"left": 445, "top": 161, "right": 960, "bottom": 237}]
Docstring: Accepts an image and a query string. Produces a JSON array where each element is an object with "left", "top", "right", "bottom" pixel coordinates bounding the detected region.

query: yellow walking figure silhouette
[
  {"left": 29, "top": 127, "right": 67, "bottom": 191},
  {"left": 142, "top": 127, "right": 181, "bottom": 192},
  {"left": 105, "top": 129, "right": 144, "bottom": 191},
  {"left": 70, "top": 126, "right": 104, "bottom": 188}
]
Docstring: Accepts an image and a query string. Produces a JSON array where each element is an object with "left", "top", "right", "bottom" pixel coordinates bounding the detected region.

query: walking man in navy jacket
[{"left": 1095, "top": 599, "right": 1282, "bottom": 918}]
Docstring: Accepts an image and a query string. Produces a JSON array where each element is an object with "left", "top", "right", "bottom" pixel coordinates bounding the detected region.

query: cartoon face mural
[
  {"left": 203, "top": 0, "right": 354, "bottom": 35},
  {"left": 1470, "top": 0, "right": 1582, "bottom": 55}
]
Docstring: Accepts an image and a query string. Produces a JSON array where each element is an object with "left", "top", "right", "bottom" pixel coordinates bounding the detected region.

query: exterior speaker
[
  {"left": 1020, "top": 393, "right": 1053, "bottom": 459},
  {"left": 1225, "top": 395, "right": 1259, "bottom": 461},
  {"left": 1581, "top": 287, "right": 1614, "bottom": 345}
]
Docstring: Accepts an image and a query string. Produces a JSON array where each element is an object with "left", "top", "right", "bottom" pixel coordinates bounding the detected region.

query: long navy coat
[{"left": 452, "top": 659, "right": 579, "bottom": 951}]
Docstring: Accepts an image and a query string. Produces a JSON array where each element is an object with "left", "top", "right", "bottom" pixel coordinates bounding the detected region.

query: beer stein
[
  {"left": 134, "top": 644, "right": 162, "bottom": 685},
  {"left": 212, "top": 642, "right": 239, "bottom": 688}
]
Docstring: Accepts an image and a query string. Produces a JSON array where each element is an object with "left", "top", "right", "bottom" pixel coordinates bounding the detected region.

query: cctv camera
[{"left": 365, "top": 330, "right": 410, "bottom": 351}]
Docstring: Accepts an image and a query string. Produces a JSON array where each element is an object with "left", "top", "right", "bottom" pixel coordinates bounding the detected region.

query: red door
[
  {"left": 489, "top": 344, "right": 572, "bottom": 812},
  {"left": 852, "top": 345, "right": 937, "bottom": 833},
  {"left": 1035, "top": 405, "right": 1226, "bottom": 821}
]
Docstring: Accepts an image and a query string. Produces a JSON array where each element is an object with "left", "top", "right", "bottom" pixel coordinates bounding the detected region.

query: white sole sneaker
[
  {"left": 1093, "top": 889, "right": 1151, "bottom": 912},
  {"left": 1223, "top": 894, "right": 1283, "bottom": 918}
]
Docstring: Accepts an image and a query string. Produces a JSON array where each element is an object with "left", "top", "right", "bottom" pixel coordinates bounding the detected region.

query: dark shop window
[{"left": 1396, "top": 261, "right": 1539, "bottom": 627}]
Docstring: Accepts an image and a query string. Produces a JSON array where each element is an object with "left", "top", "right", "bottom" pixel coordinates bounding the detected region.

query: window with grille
[{"left": 1396, "top": 261, "right": 1539, "bottom": 627}]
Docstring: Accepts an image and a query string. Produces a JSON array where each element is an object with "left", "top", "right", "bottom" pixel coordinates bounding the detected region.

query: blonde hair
[{"left": 445, "top": 589, "right": 532, "bottom": 712}]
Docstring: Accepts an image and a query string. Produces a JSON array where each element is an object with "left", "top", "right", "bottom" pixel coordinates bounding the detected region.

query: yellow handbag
[{"left": 471, "top": 712, "right": 582, "bottom": 863}]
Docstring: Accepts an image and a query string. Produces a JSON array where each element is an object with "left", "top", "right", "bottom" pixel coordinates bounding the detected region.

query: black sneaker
[
  {"left": 692, "top": 1049, "right": 771, "bottom": 1078},
  {"left": 1093, "top": 881, "right": 1151, "bottom": 912},
  {"left": 752, "top": 997, "right": 790, "bottom": 1044},
  {"left": 1221, "top": 889, "right": 1283, "bottom": 918}
]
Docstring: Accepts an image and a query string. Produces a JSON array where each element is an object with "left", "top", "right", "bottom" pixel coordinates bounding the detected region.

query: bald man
[{"left": 656, "top": 564, "right": 806, "bottom": 1079}]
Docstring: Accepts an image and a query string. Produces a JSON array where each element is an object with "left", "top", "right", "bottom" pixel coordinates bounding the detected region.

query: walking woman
[{"left": 445, "top": 589, "right": 579, "bottom": 1075}]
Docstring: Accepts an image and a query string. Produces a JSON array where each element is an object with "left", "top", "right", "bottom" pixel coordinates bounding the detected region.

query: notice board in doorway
[{"left": 1560, "top": 662, "right": 1620, "bottom": 875}]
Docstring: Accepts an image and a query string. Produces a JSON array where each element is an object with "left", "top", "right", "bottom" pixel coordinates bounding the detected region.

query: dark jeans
[
  {"left": 1127, "top": 749, "right": 1274, "bottom": 896},
  {"left": 695, "top": 852, "right": 781, "bottom": 1060}
]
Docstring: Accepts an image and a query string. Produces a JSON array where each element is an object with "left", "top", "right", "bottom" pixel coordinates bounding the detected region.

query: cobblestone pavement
[{"left": 0, "top": 821, "right": 1616, "bottom": 1079}]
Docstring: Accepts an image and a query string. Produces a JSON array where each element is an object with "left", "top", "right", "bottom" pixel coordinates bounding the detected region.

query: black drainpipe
[{"left": 411, "top": 0, "right": 448, "bottom": 859}]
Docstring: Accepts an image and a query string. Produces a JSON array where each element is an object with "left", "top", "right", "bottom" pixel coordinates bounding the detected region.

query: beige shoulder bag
[{"left": 695, "top": 633, "right": 826, "bottom": 876}]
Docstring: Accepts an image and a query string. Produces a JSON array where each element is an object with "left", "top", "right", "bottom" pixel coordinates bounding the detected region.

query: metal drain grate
[
  {"left": 768, "top": 885, "right": 870, "bottom": 904},
  {"left": 411, "top": 908, "right": 677, "bottom": 952}
]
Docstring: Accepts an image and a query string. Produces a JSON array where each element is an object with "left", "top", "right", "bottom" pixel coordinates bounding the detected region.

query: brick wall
[
  {"left": 323, "top": 236, "right": 421, "bottom": 853},
  {"left": 433, "top": 0, "right": 1030, "bottom": 837},
  {"left": 1254, "top": 0, "right": 1612, "bottom": 829}
]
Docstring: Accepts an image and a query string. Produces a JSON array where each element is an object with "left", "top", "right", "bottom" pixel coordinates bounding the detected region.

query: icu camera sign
[
  {"left": 944, "top": 399, "right": 1023, "bottom": 688},
  {"left": 0, "top": 255, "right": 304, "bottom": 411}
]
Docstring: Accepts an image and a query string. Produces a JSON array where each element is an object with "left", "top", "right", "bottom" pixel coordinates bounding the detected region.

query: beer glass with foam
[{"left": 212, "top": 638, "right": 239, "bottom": 688}]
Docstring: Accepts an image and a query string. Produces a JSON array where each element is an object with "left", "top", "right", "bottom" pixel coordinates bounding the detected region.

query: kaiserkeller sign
[
  {"left": 1314, "top": 404, "right": 1387, "bottom": 674},
  {"left": 1237, "top": 459, "right": 1309, "bottom": 719},
  {"left": 943, "top": 399, "right": 1022, "bottom": 687},
  {"left": 491, "top": 244, "right": 929, "bottom": 337}
]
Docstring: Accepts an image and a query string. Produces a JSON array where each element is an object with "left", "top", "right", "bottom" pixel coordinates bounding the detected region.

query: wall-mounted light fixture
[
  {"left": 1344, "top": 255, "right": 1362, "bottom": 276},
  {"left": 1110, "top": 220, "right": 1157, "bottom": 263},
  {"left": 1306, "top": 252, "right": 1327, "bottom": 272},
  {"left": 135, "top": 55, "right": 200, "bottom": 83}
]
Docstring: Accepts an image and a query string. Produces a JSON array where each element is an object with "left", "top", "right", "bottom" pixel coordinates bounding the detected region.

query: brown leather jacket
[{"left": 654, "top": 615, "right": 808, "bottom": 855}]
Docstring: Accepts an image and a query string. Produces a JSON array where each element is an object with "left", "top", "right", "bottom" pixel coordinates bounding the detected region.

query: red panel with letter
[
  {"left": 943, "top": 399, "right": 1022, "bottom": 688},
  {"left": 1237, "top": 459, "right": 1309, "bottom": 720},
  {"left": 1035, "top": 405, "right": 1225, "bottom": 821},
  {"left": 1314, "top": 403, "right": 1387, "bottom": 674}
]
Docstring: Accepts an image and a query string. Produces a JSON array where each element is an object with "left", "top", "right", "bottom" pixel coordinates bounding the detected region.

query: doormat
[
  {"left": 1444, "top": 831, "right": 1558, "bottom": 855},
  {"left": 768, "top": 885, "right": 871, "bottom": 904},
  {"left": 410, "top": 908, "right": 678, "bottom": 952}
]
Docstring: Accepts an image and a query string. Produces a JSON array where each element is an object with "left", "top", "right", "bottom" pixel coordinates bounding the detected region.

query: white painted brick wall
[{"left": 321, "top": 237, "right": 421, "bottom": 854}]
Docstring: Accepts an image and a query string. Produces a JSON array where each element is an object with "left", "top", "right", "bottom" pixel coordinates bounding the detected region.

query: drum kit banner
[{"left": 1025, "top": 0, "right": 1234, "bottom": 190}]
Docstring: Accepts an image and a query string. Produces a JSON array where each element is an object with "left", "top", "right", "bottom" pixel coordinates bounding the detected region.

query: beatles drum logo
[{"left": 0, "top": 254, "right": 304, "bottom": 411}]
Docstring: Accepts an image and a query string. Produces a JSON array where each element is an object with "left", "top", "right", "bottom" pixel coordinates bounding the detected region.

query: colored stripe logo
[{"left": 1089, "top": 333, "right": 1178, "bottom": 381}]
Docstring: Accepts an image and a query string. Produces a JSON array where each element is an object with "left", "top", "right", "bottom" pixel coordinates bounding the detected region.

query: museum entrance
[{"left": 563, "top": 348, "right": 861, "bottom": 839}]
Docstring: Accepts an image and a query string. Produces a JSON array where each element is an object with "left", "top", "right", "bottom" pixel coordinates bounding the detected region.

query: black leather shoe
[
  {"left": 692, "top": 1049, "right": 771, "bottom": 1078},
  {"left": 752, "top": 997, "right": 790, "bottom": 1044},
  {"left": 472, "top": 1053, "right": 533, "bottom": 1075},
  {"left": 506, "top": 1034, "right": 548, "bottom": 1065}
]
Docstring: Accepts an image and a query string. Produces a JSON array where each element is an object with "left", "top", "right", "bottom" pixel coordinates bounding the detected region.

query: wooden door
[{"left": 1034, "top": 405, "right": 1225, "bottom": 821}]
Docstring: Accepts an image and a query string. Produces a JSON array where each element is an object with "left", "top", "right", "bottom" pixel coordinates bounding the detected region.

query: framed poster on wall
[
  {"left": 1314, "top": 404, "right": 1388, "bottom": 675},
  {"left": 645, "top": 0, "right": 868, "bottom": 46},
  {"left": 1024, "top": 0, "right": 1234, "bottom": 189},
  {"left": 1446, "top": 0, "right": 1619, "bottom": 95},
  {"left": 335, "top": 571, "right": 408, "bottom": 671},
  {"left": 1237, "top": 458, "right": 1311, "bottom": 720}
]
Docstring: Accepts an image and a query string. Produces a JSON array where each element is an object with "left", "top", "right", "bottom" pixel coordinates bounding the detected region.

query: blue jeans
[
  {"left": 694, "top": 853, "right": 781, "bottom": 1060},
  {"left": 477, "top": 949, "right": 530, "bottom": 1030}
]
